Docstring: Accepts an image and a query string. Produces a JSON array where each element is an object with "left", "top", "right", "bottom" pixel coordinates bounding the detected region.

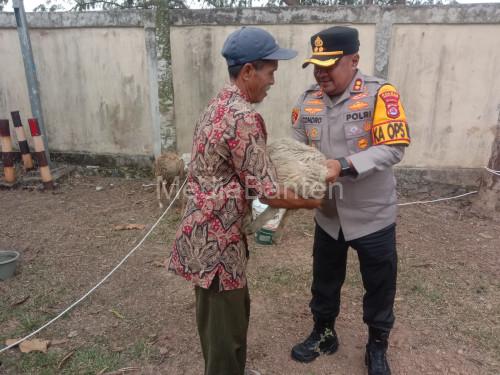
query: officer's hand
[{"left": 323, "top": 159, "right": 341, "bottom": 183}]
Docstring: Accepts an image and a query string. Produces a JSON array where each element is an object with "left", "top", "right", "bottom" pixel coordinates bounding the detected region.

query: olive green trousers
[{"left": 195, "top": 280, "right": 250, "bottom": 375}]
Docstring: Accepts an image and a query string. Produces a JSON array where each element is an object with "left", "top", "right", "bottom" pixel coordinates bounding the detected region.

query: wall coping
[
  {"left": 1, "top": 5, "right": 500, "bottom": 29},
  {"left": 0, "top": 9, "right": 155, "bottom": 28},
  {"left": 169, "top": 4, "right": 500, "bottom": 26}
]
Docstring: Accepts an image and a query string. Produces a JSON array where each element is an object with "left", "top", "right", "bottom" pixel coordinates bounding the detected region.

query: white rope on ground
[
  {"left": 484, "top": 166, "right": 500, "bottom": 176},
  {"left": 397, "top": 191, "right": 478, "bottom": 206},
  {"left": 0, "top": 177, "right": 188, "bottom": 355}
]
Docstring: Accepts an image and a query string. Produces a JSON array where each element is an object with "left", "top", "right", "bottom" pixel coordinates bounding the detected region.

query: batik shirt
[{"left": 168, "top": 84, "right": 278, "bottom": 291}]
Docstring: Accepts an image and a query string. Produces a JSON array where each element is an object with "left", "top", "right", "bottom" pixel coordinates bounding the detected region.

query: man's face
[
  {"left": 246, "top": 60, "right": 278, "bottom": 103},
  {"left": 313, "top": 54, "right": 359, "bottom": 96}
]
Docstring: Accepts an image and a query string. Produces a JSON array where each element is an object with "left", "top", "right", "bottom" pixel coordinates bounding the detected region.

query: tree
[
  {"left": 0, "top": 0, "right": 8, "bottom": 11},
  {"left": 29, "top": 0, "right": 447, "bottom": 12},
  {"left": 472, "top": 117, "right": 500, "bottom": 219}
]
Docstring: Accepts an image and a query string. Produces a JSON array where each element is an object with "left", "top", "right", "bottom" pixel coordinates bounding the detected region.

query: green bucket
[{"left": 0, "top": 251, "right": 20, "bottom": 281}]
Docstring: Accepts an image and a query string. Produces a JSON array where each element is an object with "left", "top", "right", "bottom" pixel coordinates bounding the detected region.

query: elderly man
[
  {"left": 168, "top": 27, "right": 321, "bottom": 375},
  {"left": 290, "top": 26, "right": 411, "bottom": 375}
]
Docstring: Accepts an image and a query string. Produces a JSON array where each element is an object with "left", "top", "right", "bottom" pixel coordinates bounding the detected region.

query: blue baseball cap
[{"left": 222, "top": 27, "right": 297, "bottom": 67}]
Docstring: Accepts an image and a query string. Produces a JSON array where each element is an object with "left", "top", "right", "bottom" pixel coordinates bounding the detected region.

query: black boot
[
  {"left": 365, "top": 328, "right": 391, "bottom": 375},
  {"left": 291, "top": 323, "right": 339, "bottom": 363}
]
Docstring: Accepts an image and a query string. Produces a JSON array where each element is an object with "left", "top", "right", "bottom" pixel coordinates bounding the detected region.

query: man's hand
[
  {"left": 261, "top": 188, "right": 322, "bottom": 209},
  {"left": 323, "top": 159, "right": 341, "bottom": 183}
]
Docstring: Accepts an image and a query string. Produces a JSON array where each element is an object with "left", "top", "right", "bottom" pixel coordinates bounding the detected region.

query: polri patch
[{"left": 345, "top": 110, "right": 372, "bottom": 122}]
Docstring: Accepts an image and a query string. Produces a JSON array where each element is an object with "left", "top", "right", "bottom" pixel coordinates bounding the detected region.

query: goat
[
  {"left": 154, "top": 152, "right": 186, "bottom": 209},
  {"left": 245, "top": 138, "right": 328, "bottom": 236}
]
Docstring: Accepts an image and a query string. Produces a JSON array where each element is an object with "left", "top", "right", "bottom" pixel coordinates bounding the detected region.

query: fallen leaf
[
  {"left": 102, "top": 367, "right": 140, "bottom": 375},
  {"left": 67, "top": 330, "right": 78, "bottom": 338},
  {"left": 51, "top": 339, "right": 69, "bottom": 346},
  {"left": 6, "top": 338, "right": 49, "bottom": 353},
  {"left": 57, "top": 350, "right": 75, "bottom": 369},
  {"left": 10, "top": 295, "right": 30, "bottom": 307},
  {"left": 151, "top": 260, "right": 165, "bottom": 268},
  {"left": 113, "top": 224, "right": 146, "bottom": 231},
  {"left": 109, "top": 309, "right": 125, "bottom": 319}
]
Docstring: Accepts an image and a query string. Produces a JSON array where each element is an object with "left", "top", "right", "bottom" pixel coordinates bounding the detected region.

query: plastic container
[
  {"left": 0, "top": 251, "right": 20, "bottom": 280},
  {"left": 252, "top": 200, "right": 287, "bottom": 245}
]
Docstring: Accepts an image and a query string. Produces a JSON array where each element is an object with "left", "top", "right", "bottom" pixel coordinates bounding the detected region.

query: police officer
[{"left": 290, "top": 26, "right": 411, "bottom": 375}]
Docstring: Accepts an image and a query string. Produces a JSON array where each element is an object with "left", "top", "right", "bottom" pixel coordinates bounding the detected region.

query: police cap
[{"left": 302, "top": 26, "right": 360, "bottom": 68}]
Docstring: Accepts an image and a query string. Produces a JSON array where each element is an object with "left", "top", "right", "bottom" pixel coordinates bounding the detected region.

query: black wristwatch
[{"left": 337, "top": 157, "right": 354, "bottom": 177}]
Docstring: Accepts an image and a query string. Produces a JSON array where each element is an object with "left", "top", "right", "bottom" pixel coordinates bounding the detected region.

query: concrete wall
[
  {"left": 169, "top": 5, "right": 500, "bottom": 170},
  {"left": 0, "top": 6, "right": 499, "bottom": 173},
  {"left": 0, "top": 11, "right": 160, "bottom": 166},
  {"left": 170, "top": 24, "right": 375, "bottom": 154}
]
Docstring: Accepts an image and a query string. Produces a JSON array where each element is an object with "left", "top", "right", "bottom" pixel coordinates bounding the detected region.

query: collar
[
  {"left": 223, "top": 82, "right": 251, "bottom": 103},
  {"left": 330, "top": 70, "right": 364, "bottom": 106},
  {"left": 350, "top": 70, "right": 364, "bottom": 94}
]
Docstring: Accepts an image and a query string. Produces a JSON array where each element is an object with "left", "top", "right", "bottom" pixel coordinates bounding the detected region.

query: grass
[
  {"left": 0, "top": 344, "right": 125, "bottom": 375},
  {"left": 252, "top": 265, "right": 311, "bottom": 293}
]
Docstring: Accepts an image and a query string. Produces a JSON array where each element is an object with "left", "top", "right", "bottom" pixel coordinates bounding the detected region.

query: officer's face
[
  {"left": 313, "top": 54, "right": 359, "bottom": 96},
  {"left": 246, "top": 60, "right": 278, "bottom": 103}
]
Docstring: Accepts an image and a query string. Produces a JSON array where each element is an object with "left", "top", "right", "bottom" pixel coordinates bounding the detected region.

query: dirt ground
[{"left": 0, "top": 173, "right": 499, "bottom": 375}]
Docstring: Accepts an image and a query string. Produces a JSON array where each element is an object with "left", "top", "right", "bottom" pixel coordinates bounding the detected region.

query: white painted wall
[
  {"left": 0, "top": 27, "right": 155, "bottom": 156},
  {"left": 171, "top": 23, "right": 500, "bottom": 169},
  {"left": 171, "top": 24, "right": 376, "bottom": 154},
  {"left": 389, "top": 24, "right": 500, "bottom": 168}
]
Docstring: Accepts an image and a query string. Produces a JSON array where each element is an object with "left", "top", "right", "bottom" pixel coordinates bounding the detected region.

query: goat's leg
[
  {"left": 272, "top": 210, "right": 290, "bottom": 244},
  {"left": 245, "top": 206, "right": 279, "bottom": 234},
  {"left": 161, "top": 181, "right": 171, "bottom": 208},
  {"left": 157, "top": 176, "right": 164, "bottom": 209}
]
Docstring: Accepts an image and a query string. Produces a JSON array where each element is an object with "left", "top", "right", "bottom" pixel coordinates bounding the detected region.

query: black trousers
[{"left": 310, "top": 223, "right": 397, "bottom": 333}]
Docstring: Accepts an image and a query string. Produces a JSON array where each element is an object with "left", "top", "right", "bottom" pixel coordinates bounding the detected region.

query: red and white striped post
[
  {"left": 28, "top": 118, "right": 54, "bottom": 189},
  {"left": 0, "top": 119, "right": 16, "bottom": 183},
  {"left": 11, "top": 111, "right": 34, "bottom": 171}
]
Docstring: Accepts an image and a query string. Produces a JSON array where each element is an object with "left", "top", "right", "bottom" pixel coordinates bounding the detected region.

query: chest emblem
[
  {"left": 358, "top": 138, "right": 369, "bottom": 149},
  {"left": 351, "top": 91, "right": 369, "bottom": 100},
  {"left": 310, "top": 127, "right": 319, "bottom": 138},
  {"left": 348, "top": 101, "right": 369, "bottom": 111},
  {"left": 304, "top": 107, "right": 323, "bottom": 115},
  {"left": 348, "top": 125, "right": 363, "bottom": 137},
  {"left": 306, "top": 99, "right": 323, "bottom": 105}
]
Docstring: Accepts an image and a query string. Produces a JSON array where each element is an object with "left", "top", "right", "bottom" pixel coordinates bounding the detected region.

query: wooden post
[
  {"left": 11, "top": 111, "right": 34, "bottom": 171},
  {"left": 28, "top": 118, "right": 54, "bottom": 189},
  {"left": 0, "top": 119, "right": 16, "bottom": 183}
]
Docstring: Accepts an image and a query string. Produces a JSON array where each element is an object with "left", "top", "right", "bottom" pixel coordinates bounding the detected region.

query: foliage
[{"left": 28, "top": 0, "right": 448, "bottom": 12}]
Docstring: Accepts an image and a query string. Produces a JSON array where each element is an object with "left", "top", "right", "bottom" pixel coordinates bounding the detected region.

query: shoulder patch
[
  {"left": 291, "top": 107, "right": 300, "bottom": 126},
  {"left": 352, "top": 78, "right": 363, "bottom": 92},
  {"left": 372, "top": 84, "right": 410, "bottom": 146}
]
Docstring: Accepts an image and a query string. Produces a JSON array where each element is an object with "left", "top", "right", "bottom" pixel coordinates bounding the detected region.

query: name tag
[
  {"left": 303, "top": 116, "right": 323, "bottom": 125},
  {"left": 345, "top": 110, "right": 372, "bottom": 122}
]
